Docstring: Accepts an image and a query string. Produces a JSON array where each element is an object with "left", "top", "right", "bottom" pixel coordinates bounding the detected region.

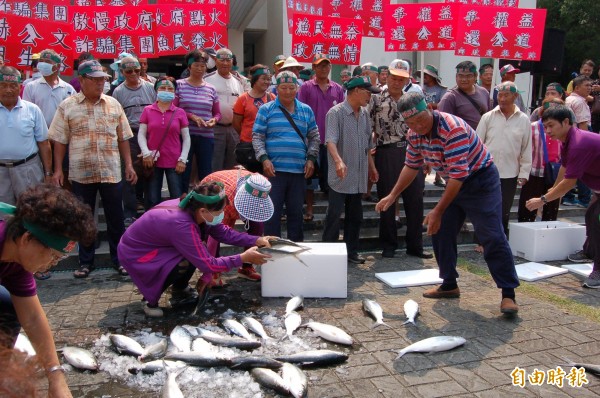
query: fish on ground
[
  {"left": 285, "top": 295, "right": 304, "bottom": 316},
  {"left": 250, "top": 368, "right": 290, "bottom": 396},
  {"left": 223, "top": 319, "right": 255, "bottom": 341},
  {"left": 301, "top": 321, "right": 353, "bottom": 346},
  {"left": 402, "top": 299, "right": 419, "bottom": 326},
  {"left": 229, "top": 356, "right": 284, "bottom": 370},
  {"left": 195, "top": 328, "right": 262, "bottom": 350},
  {"left": 170, "top": 326, "right": 193, "bottom": 352},
  {"left": 164, "top": 352, "right": 233, "bottom": 368},
  {"left": 241, "top": 316, "right": 273, "bottom": 340},
  {"left": 362, "top": 299, "right": 391, "bottom": 329},
  {"left": 61, "top": 347, "right": 98, "bottom": 371},
  {"left": 281, "top": 311, "right": 302, "bottom": 341},
  {"left": 161, "top": 364, "right": 186, "bottom": 398},
  {"left": 128, "top": 360, "right": 184, "bottom": 375},
  {"left": 282, "top": 362, "right": 308, "bottom": 398},
  {"left": 109, "top": 334, "right": 145, "bottom": 358},
  {"left": 140, "top": 339, "right": 168, "bottom": 362},
  {"left": 276, "top": 350, "right": 348, "bottom": 367},
  {"left": 393, "top": 336, "right": 466, "bottom": 359}
]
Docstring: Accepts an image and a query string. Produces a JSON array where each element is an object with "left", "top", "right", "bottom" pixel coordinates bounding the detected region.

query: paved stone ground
[{"left": 35, "top": 249, "right": 600, "bottom": 398}]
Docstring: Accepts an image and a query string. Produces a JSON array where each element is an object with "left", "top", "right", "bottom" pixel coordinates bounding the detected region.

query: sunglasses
[{"left": 124, "top": 69, "right": 141, "bottom": 75}]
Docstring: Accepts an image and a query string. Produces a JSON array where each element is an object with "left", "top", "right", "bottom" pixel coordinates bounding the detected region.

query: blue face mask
[
  {"left": 204, "top": 210, "right": 224, "bottom": 226},
  {"left": 157, "top": 91, "right": 175, "bottom": 102},
  {"left": 37, "top": 62, "right": 55, "bottom": 77}
]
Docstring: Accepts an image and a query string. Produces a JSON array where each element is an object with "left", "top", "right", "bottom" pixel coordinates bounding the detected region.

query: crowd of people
[{"left": 1, "top": 47, "right": 600, "bottom": 395}]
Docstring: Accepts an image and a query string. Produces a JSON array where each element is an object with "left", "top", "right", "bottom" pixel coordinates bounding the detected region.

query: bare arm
[
  {"left": 526, "top": 166, "right": 576, "bottom": 211},
  {"left": 423, "top": 178, "right": 463, "bottom": 235},
  {"left": 51, "top": 142, "right": 67, "bottom": 186},
  {"left": 37, "top": 139, "right": 53, "bottom": 183},
  {"left": 232, "top": 114, "right": 243, "bottom": 135},
  {"left": 118, "top": 139, "right": 138, "bottom": 185},
  {"left": 375, "top": 166, "right": 419, "bottom": 212}
]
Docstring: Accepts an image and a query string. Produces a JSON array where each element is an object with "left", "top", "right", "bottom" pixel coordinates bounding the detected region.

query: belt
[
  {"left": 217, "top": 123, "right": 232, "bottom": 127},
  {"left": 377, "top": 141, "right": 407, "bottom": 149},
  {"left": 0, "top": 153, "right": 38, "bottom": 168}
]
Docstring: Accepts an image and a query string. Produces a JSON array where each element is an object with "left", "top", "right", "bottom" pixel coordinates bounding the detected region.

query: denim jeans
[
  {"left": 71, "top": 181, "right": 124, "bottom": 266},
  {"left": 182, "top": 135, "right": 214, "bottom": 192},
  {"left": 265, "top": 172, "right": 306, "bottom": 242},
  {"left": 146, "top": 167, "right": 183, "bottom": 209},
  {"left": 563, "top": 180, "right": 591, "bottom": 206}
]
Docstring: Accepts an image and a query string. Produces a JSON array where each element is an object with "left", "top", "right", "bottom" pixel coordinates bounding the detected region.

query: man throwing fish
[{"left": 376, "top": 92, "right": 520, "bottom": 315}]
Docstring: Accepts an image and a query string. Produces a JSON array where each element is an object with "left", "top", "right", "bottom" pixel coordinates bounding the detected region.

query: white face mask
[
  {"left": 37, "top": 62, "right": 55, "bottom": 77},
  {"left": 207, "top": 57, "right": 216, "bottom": 70}
]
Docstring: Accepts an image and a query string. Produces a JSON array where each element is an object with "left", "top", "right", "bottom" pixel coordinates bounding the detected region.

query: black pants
[
  {"left": 500, "top": 177, "right": 518, "bottom": 237},
  {"left": 162, "top": 262, "right": 196, "bottom": 293},
  {"left": 585, "top": 194, "right": 600, "bottom": 272},
  {"left": 322, "top": 190, "right": 363, "bottom": 257},
  {"left": 517, "top": 175, "right": 560, "bottom": 222},
  {"left": 375, "top": 145, "right": 424, "bottom": 252}
]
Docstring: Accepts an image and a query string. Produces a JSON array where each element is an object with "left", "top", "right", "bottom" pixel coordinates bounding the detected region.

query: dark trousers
[
  {"left": 72, "top": 181, "right": 124, "bottom": 266},
  {"left": 265, "top": 172, "right": 306, "bottom": 242},
  {"left": 146, "top": 167, "right": 183, "bottom": 209},
  {"left": 585, "top": 193, "right": 600, "bottom": 272},
  {"left": 322, "top": 189, "right": 363, "bottom": 257},
  {"left": 142, "top": 261, "right": 197, "bottom": 306},
  {"left": 517, "top": 175, "right": 560, "bottom": 222},
  {"left": 318, "top": 144, "right": 329, "bottom": 193},
  {"left": 123, "top": 134, "right": 144, "bottom": 219},
  {"left": 500, "top": 177, "right": 518, "bottom": 237},
  {"left": 432, "top": 165, "right": 519, "bottom": 289},
  {"left": 182, "top": 135, "right": 214, "bottom": 192},
  {"left": 0, "top": 286, "right": 19, "bottom": 348},
  {"left": 375, "top": 145, "right": 424, "bottom": 252},
  {"left": 564, "top": 179, "right": 592, "bottom": 206}
]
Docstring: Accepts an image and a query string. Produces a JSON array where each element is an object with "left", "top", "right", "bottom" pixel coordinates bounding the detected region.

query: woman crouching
[{"left": 118, "top": 182, "right": 273, "bottom": 317}]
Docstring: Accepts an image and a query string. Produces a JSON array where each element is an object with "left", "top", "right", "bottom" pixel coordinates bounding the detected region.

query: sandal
[
  {"left": 73, "top": 265, "right": 93, "bottom": 279},
  {"left": 114, "top": 265, "right": 129, "bottom": 276},
  {"left": 34, "top": 271, "right": 52, "bottom": 280},
  {"left": 303, "top": 213, "right": 314, "bottom": 222}
]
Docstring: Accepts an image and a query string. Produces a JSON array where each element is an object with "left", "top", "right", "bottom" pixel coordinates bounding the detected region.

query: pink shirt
[{"left": 139, "top": 103, "right": 189, "bottom": 168}]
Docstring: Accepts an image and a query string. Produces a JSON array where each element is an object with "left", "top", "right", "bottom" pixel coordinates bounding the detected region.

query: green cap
[{"left": 344, "top": 76, "right": 381, "bottom": 93}]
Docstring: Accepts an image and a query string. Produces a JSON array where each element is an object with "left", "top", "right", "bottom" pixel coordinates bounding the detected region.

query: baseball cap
[
  {"left": 312, "top": 53, "right": 330, "bottom": 65},
  {"left": 274, "top": 55, "right": 287, "bottom": 66},
  {"left": 500, "top": 64, "right": 520, "bottom": 77},
  {"left": 388, "top": 59, "right": 410, "bottom": 78},
  {"left": 78, "top": 60, "right": 110, "bottom": 78},
  {"left": 344, "top": 76, "right": 382, "bottom": 93}
]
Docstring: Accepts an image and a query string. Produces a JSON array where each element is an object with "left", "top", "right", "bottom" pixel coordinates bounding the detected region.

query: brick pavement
[{"left": 35, "top": 250, "right": 600, "bottom": 398}]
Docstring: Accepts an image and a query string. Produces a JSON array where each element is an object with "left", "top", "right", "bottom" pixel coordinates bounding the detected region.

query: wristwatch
[
  {"left": 540, "top": 195, "right": 548, "bottom": 204},
  {"left": 44, "top": 171, "right": 53, "bottom": 176}
]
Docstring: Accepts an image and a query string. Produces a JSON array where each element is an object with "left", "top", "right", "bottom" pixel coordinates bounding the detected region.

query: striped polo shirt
[
  {"left": 405, "top": 111, "right": 492, "bottom": 181},
  {"left": 252, "top": 97, "right": 319, "bottom": 174},
  {"left": 174, "top": 79, "right": 220, "bottom": 138}
]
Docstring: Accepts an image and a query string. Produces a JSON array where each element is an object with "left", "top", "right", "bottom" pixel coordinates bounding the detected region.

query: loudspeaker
[{"left": 539, "top": 28, "right": 565, "bottom": 74}]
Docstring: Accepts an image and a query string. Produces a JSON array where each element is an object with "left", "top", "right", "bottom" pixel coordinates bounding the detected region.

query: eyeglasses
[{"left": 124, "top": 69, "right": 141, "bottom": 75}]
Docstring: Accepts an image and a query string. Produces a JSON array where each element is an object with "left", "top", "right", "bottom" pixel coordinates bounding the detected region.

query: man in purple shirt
[
  {"left": 526, "top": 105, "right": 600, "bottom": 288},
  {"left": 298, "top": 53, "right": 344, "bottom": 220}
]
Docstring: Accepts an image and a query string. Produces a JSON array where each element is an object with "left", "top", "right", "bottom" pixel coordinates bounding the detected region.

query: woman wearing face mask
[
  {"left": 118, "top": 182, "right": 273, "bottom": 317},
  {"left": 0, "top": 184, "right": 96, "bottom": 397},
  {"left": 138, "top": 77, "right": 191, "bottom": 209}
]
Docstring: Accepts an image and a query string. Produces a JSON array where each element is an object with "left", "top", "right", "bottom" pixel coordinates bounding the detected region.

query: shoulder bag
[
  {"left": 279, "top": 105, "right": 319, "bottom": 179},
  {"left": 140, "top": 110, "right": 176, "bottom": 178},
  {"left": 457, "top": 88, "right": 486, "bottom": 116}
]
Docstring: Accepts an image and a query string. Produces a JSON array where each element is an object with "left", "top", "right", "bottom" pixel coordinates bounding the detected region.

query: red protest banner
[
  {"left": 73, "top": 0, "right": 148, "bottom": 5},
  {"left": 445, "top": 0, "right": 518, "bottom": 6},
  {"left": 384, "top": 3, "right": 459, "bottom": 52},
  {"left": 153, "top": 0, "right": 229, "bottom": 25},
  {"left": 291, "top": 13, "right": 363, "bottom": 65},
  {"left": 0, "top": 14, "right": 73, "bottom": 72},
  {"left": 1, "top": 0, "right": 69, "bottom": 23},
  {"left": 323, "top": 0, "right": 385, "bottom": 38},
  {"left": 454, "top": 6, "right": 546, "bottom": 60},
  {"left": 286, "top": 0, "right": 323, "bottom": 34}
]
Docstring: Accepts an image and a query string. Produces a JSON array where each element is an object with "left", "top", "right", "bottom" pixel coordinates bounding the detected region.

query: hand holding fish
[
  {"left": 240, "top": 246, "right": 272, "bottom": 265},
  {"left": 256, "top": 236, "right": 277, "bottom": 248}
]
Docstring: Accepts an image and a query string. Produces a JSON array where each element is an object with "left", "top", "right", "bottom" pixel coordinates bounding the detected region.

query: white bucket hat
[
  {"left": 234, "top": 174, "right": 274, "bottom": 222},
  {"left": 279, "top": 56, "right": 305, "bottom": 71}
]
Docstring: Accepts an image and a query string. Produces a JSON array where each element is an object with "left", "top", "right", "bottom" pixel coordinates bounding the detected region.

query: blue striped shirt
[
  {"left": 252, "top": 97, "right": 319, "bottom": 174},
  {"left": 174, "top": 79, "right": 220, "bottom": 138}
]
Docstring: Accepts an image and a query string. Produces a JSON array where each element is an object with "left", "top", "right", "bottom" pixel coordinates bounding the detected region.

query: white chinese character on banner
[
  {"left": 309, "top": 5, "right": 315, "bottom": 14},
  {"left": 18, "top": 46, "right": 34, "bottom": 66},
  {"left": 114, "top": 12, "right": 133, "bottom": 30},
  {"left": 494, "top": 0, "right": 504, "bottom": 6},
  {"left": 427, "top": 42, "right": 434, "bottom": 49},
  {"left": 345, "top": 23, "right": 360, "bottom": 40},
  {"left": 93, "top": 12, "right": 112, "bottom": 32},
  {"left": 74, "top": 36, "right": 94, "bottom": 53},
  {"left": 464, "top": 30, "right": 480, "bottom": 47},
  {"left": 156, "top": 9, "right": 168, "bottom": 27},
  {"left": 411, "top": 42, "right": 419, "bottom": 50},
  {"left": 34, "top": 3, "right": 49, "bottom": 19},
  {"left": 417, "top": 26, "right": 431, "bottom": 40},
  {"left": 173, "top": 33, "right": 189, "bottom": 50},
  {"left": 0, "top": 18, "right": 10, "bottom": 40},
  {"left": 75, "top": 0, "right": 90, "bottom": 5},
  {"left": 515, "top": 33, "right": 531, "bottom": 48},
  {"left": 439, "top": 25, "right": 453, "bottom": 40},
  {"left": 508, "top": 0, "right": 517, "bottom": 6},
  {"left": 482, "top": 0, "right": 492, "bottom": 4},
  {"left": 50, "top": 29, "right": 71, "bottom": 49},
  {"left": 190, "top": 32, "right": 207, "bottom": 48},
  {"left": 328, "top": 43, "right": 340, "bottom": 60},
  {"left": 314, "top": 20, "right": 326, "bottom": 36},
  {"left": 399, "top": 43, "right": 406, "bottom": 50},
  {"left": 117, "top": 35, "right": 135, "bottom": 53},
  {"left": 372, "top": 0, "right": 383, "bottom": 12},
  {"left": 417, "top": 7, "right": 432, "bottom": 22},
  {"left": 317, "top": 7, "right": 323, "bottom": 15},
  {"left": 14, "top": 2, "right": 32, "bottom": 17},
  {"left": 491, "top": 31, "right": 508, "bottom": 46},
  {"left": 292, "top": 41, "right": 308, "bottom": 58},
  {"left": 18, "top": 24, "right": 42, "bottom": 45},
  {"left": 330, "top": 0, "right": 341, "bottom": 10},
  {"left": 387, "top": 43, "right": 395, "bottom": 50},
  {"left": 464, "top": 10, "right": 478, "bottom": 27},
  {"left": 0, "top": 1, "right": 10, "bottom": 13},
  {"left": 439, "top": 6, "right": 453, "bottom": 20},
  {"left": 157, "top": 34, "right": 171, "bottom": 51},
  {"left": 96, "top": 37, "right": 116, "bottom": 54},
  {"left": 288, "top": 0, "right": 293, "bottom": 8},
  {"left": 170, "top": 8, "right": 184, "bottom": 26},
  {"left": 393, "top": 7, "right": 406, "bottom": 23},
  {"left": 437, "top": 42, "right": 445, "bottom": 49},
  {"left": 457, "top": 47, "right": 465, "bottom": 55},
  {"left": 391, "top": 26, "right": 405, "bottom": 41},
  {"left": 312, "top": 42, "right": 325, "bottom": 55},
  {"left": 94, "top": 0, "right": 104, "bottom": 5},
  {"left": 136, "top": 11, "right": 153, "bottom": 30},
  {"left": 208, "top": 31, "right": 225, "bottom": 48},
  {"left": 110, "top": 0, "right": 126, "bottom": 5},
  {"left": 139, "top": 36, "right": 154, "bottom": 53},
  {"left": 190, "top": 11, "right": 206, "bottom": 26},
  {"left": 514, "top": 51, "right": 523, "bottom": 59},
  {"left": 493, "top": 12, "right": 509, "bottom": 28},
  {"left": 527, "top": 52, "right": 537, "bottom": 60},
  {"left": 296, "top": 18, "right": 311, "bottom": 36},
  {"left": 369, "top": 16, "right": 382, "bottom": 30},
  {"left": 209, "top": 8, "right": 225, "bottom": 26},
  {"left": 485, "top": 49, "right": 494, "bottom": 57},
  {"left": 501, "top": 49, "right": 510, "bottom": 57},
  {"left": 519, "top": 13, "right": 534, "bottom": 28},
  {"left": 471, "top": 49, "right": 480, "bottom": 56},
  {"left": 450, "top": 41, "right": 456, "bottom": 48},
  {"left": 53, "top": 6, "right": 67, "bottom": 22},
  {"left": 330, "top": 23, "right": 342, "bottom": 39},
  {"left": 350, "top": 0, "right": 362, "bottom": 11},
  {"left": 343, "top": 43, "right": 359, "bottom": 63}
]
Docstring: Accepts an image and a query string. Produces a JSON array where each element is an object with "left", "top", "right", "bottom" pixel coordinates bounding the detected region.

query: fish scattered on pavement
[
  {"left": 276, "top": 350, "right": 348, "bottom": 367},
  {"left": 302, "top": 322, "right": 353, "bottom": 346},
  {"left": 161, "top": 364, "right": 186, "bottom": 398},
  {"left": 362, "top": 299, "right": 391, "bottom": 329},
  {"left": 128, "top": 360, "right": 184, "bottom": 375},
  {"left": 191, "top": 337, "right": 214, "bottom": 353},
  {"left": 195, "top": 328, "right": 262, "bottom": 350},
  {"left": 282, "top": 363, "right": 308, "bottom": 398},
  {"left": 140, "top": 339, "right": 168, "bottom": 362},
  {"left": 170, "top": 326, "right": 193, "bottom": 352},
  {"left": 164, "top": 352, "right": 233, "bottom": 368},
  {"left": 281, "top": 311, "right": 302, "bottom": 341},
  {"left": 229, "top": 356, "right": 284, "bottom": 370},
  {"left": 61, "top": 347, "right": 98, "bottom": 370},
  {"left": 393, "top": 336, "right": 466, "bottom": 359},
  {"left": 241, "top": 316, "right": 273, "bottom": 340},
  {"left": 223, "top": 319, "right": 255, "bottom": 341},
  {"left": 250, "top": 368, "right": 290, "bottom": 396},
  {"left": 109, "top": 334, "right": 145, "bottom": 357},
  {"left": 402, "top": 299, "right": 419, "bottom": 326},
  {"left": 285, "top": 295, "right": 304, "bottom": 316}
]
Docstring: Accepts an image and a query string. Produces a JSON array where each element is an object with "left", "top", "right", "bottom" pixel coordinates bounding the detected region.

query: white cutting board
[
  {"left": 515, "top": 262, "right": 568, "bottom": 282},
  {"left": 561, "top": 263, "right": 593, "bottom": 277},
  {"left": 375, "top": 269, "right": 443, "bottom": 288}
]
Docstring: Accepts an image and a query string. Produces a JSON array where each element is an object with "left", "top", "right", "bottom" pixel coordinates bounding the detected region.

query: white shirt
[
  {"left": 22, "top": 77, "right": 75, "bottom": 127},
  {"left": 566, "top": 92, "right": 591, "bottom": 125},
  {"left": 204, "top": 72, "right": 245, "bottom": 124}
]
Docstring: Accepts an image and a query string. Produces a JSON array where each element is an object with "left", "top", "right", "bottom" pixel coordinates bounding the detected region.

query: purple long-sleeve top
[{"left": 118, "top": 199, "right": 258, "bottom": 304}]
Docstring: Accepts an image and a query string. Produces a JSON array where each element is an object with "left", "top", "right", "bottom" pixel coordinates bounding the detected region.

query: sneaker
[
  {"left": 568, "top": 250, "right": 591, "bottom": 263},
  {"left": 238, "top": 266, "right": 261, "bottom": 281},
  {"left": 583, "top": 271, "right": 600, "bottom": 289},
  {"left": 208, "top": 274, "right": 230, "bottom": 289},
  {"left": 143, "top": 303, "right": 164, "bottom": 318},
  {"left": 575, "top": 200, "right": 589, "bottom": 208},
  {"left": 562, "top": 199, "right": 577, "bottom": 206},
  {"left": 124, "top": 217, "right": 137, "bottom": 227},
  {"left": 348, "top": 254, "right": 366, "bottom": 264}
]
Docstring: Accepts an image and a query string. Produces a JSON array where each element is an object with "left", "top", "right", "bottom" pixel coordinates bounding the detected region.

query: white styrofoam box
[
  {"left": 561, "top": 263, "right": 593, "bottom": 278},
  {"left": 509, "top": 221, "right": 586, "bottom": 262},
  {"left": 515, "top": 262, "right": 569, "bottom": 282},
  {"left": 261, "top": 242, "right": 347, "bottom": 298},
  {"left": 375, "top": 269, "right": 443, "bottom": 288}
]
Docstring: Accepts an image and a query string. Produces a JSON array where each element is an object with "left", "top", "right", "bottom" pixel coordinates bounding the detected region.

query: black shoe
[
  {"left": 348, "top": 254, "right": 366, "bottom": 264},
  {"left": 381, "top": 249, "right": 396, "bottom": 258},
  {"left": 406, "top": 250, "right": 434, "bottom": 259}
]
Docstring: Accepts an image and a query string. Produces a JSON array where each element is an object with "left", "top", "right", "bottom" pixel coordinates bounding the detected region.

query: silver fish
[
  {"left": 250, "top": 368, "right": 290, "bottom": 396},
  {"left": 241, "top": 316, "right": 273, "bottom": 340},
  {"left": 109, "top": 334, "right": 145, "bottom": 357},
  {"left": 402, "top": 299, "right": 419, "bottom": 326},
  {"left": 170, "top": 326, "right": 193, "bottom": 352},
  {"left": 394, "top": 336, "right": 466, "bottom": 359},
  {"left": 281, "top": 311, "right": 302, "bottom": 341},
  {"left": 282, "top": 362, "right": 308, "bottom": 398},
  {"left": 128, "top": 359, "right": 183, "bottom": 375},
  {"left": 161, "top": 365, "right": 186, "bottom": 398},
  {"left": 164, "top": 352, "right": 232, "bottom": 368},
  {"left": 195, "top": 328, "right": 262, "bottom": 350},
  {"left": 362, "top": 299, "right": 391, "bottom": 329},
  {"left": 223, "top": 319, "right": 255, "bottom": 341},
  {"left": 285, "top": 295, "right": 304, "bottom": 315},
  {"left": 258, "top": 246, "right": 311, "bottom": 267},
  {"left": 62, "top": 347, "right": 98, "bottom": 370},
  {"left": 229, "top": 356, "right": 283, "bottom": 370},
  {"left": 140, "top": 339, "right": 168, "bottom": 362},
  {"left": 302, "top": 321, "right": 353, "bottom": 346},
  {"left": 191, "top": 337, "right": 214, "bottom": 353},
  {"left": 276, "top": 350, "right": 348, "bottom": 367}
]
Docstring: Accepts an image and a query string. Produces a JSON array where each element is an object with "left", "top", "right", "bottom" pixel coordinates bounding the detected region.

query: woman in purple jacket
[{"left": 118, "top": 182, "right": 272, "bottom": 317}]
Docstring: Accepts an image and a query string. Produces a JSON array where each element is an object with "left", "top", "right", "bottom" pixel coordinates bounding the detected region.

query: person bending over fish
[{"left": 118, "top": 181, "right": 275, "bottom": 318}]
